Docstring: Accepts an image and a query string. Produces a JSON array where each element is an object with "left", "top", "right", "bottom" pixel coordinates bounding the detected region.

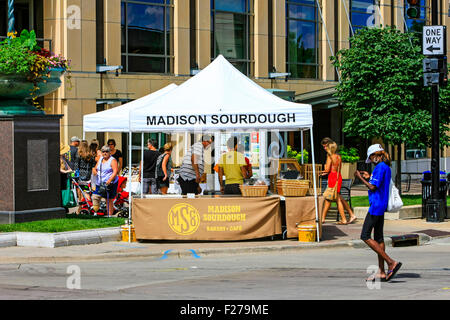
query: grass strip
[
  {"left": 0, "top": 214, "right": 126, "bottom": 233},
  {"left": 350, "top": 195, "right": 449, "bottom": 207}
]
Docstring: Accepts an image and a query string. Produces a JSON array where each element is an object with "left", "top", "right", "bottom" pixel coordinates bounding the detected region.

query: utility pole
[{"left": 423, "top": 0, "right": 447, "bottom": 222}]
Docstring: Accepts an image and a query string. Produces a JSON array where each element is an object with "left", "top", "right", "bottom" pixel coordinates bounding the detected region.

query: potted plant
[
  {"left": 287, "top": 145, "right": 309, "bottom": 165},
  {"left": 0, "top": 30, "right": 71, "bottom": 115},
  {"left": 338, "top": 145, "right": 360, "bottom": 180}
]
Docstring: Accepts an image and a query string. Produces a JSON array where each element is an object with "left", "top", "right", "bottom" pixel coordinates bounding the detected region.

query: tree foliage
[{"left": 331, "top": 26, "right": 450, "bottom": 148}]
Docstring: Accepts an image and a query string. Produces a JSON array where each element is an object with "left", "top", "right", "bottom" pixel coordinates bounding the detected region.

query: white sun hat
[{"left": 366, "top": 144, "right": 384, "bottom": 163}]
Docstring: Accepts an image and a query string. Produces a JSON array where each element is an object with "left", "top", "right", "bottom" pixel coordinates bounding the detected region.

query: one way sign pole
[{"left": 422, "top": 1, "right": 447, "bottom": 223}]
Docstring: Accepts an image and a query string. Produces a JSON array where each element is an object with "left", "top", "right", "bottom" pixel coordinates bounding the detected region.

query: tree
[{"left": 331, "top": 26, "right": 450, "bottom": 191}]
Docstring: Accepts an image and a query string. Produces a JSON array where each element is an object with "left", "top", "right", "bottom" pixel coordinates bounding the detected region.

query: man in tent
[
  {"left": 218, "top": 137, "right": 248, "bottom": 195},
  {"left": 178, "top": 135, "right": 214, "bottom": 195}
]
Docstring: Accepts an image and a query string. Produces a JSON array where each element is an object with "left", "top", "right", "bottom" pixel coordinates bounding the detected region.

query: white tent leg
[
  {"left": 309, "top": 127, "right": 320, "bottom": 242},
  {"left": 259, "top": 130, "right": 267, "bottom": 182},
  {"left": 141, "top": 132, "right": 144, "bottom": 198},
  {"left": 128, "top": 131, "right": 132, "bottom": 243},
  {"left": 301, "top": 130, "right": 304, "bottom": 164},
  {"left": 214, "top": 131, "right": 221, "bottom": 192}
]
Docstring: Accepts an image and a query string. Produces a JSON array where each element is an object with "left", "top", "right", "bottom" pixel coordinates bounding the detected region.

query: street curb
[
  {"left": 0, "top": 227, "right": 121, "bottom": 249},
  {"left": 0, "top": 231, "right": 439, "bottom": 264}
]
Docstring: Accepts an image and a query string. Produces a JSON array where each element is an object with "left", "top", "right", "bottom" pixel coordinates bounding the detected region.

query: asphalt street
[{"left": 0, "top": 238, "right": 449, "bottom": 301}]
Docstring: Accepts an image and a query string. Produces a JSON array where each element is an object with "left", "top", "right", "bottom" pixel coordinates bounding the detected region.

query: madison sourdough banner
[{"left": 132, "top": 197, "right": 282, "bottom": 241}]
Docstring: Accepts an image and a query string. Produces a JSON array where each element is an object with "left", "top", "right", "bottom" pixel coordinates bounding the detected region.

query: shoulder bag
[{"left": 323, "top": 156, "right": 341, "bottom": 201}]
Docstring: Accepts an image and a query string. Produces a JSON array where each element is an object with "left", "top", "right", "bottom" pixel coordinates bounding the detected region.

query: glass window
[
  {"left": 286, "top": 0, "right": 318, "bottom": 79},
  {"left": 121, "top": 0, "right": 173, "bottom": 73},
  {"left": 350, "top": 0, "right": 375, "bottom": 30},
  {"left": 211, "top": 0, "right": 251, "bottom": 75},
  {"left": 404, "top": 0, "right": 427, "bottom": 34}
]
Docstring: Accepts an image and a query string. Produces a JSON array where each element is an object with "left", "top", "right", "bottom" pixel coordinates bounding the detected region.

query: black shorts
[
  {"left": 224, "top": 184, "right": 242, "bottom": 195},
  {"left": 157, "top": 176, "right": 170, "bottom": 189},
  {"left": 360, "top": 213, "right": 385, "bottom": 243},
  {"left": 178, "top": 177, "right": 200, "bottom": 195}
]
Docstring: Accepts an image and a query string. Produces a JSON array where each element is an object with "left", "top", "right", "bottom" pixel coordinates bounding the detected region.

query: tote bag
[
  {"left": 62, "top": 178, "right": 77, "bottom": 208},
  {"left": 387, "top": 179, "right": 403, "bottom": 212}
]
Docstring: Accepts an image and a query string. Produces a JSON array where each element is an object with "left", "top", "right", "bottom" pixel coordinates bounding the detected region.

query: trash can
[{"left": 421, "top": 171, "right": 448, "bottom": 219}]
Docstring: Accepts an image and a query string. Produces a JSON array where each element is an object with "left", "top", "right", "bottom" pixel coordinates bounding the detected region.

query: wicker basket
[
  {"left": 276, "top": 180, "right": 309, "bottom": 197},
  {"left": 239, "top": 185, "right": 269, "bottom": 197},
  {"left": 277, "top": 186, "right": 309, "bottom": 197}
]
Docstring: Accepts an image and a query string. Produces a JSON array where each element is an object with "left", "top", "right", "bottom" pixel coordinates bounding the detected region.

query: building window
[
  {"left": 121, "top": 0, "right": 173, "bottom": 73},
  {"left": 211, "top": 0, "right": 252, "bottom": 75},
  {"left": 350, "top": 0, "right": 376, "bottom": 32},
  {"left": 404, "top": 0, "right": 427, "bottom": 34},
  {"left": 286, "top": 0, "right": 318, "bottom": 79}
]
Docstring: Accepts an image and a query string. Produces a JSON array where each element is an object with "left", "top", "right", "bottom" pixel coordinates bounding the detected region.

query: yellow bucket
[
  {"left": 298, "top": 225, "right": 317, "bottom": 242},
  {"left": 121, "top": 225, "right": 137, "bottom": 242}
]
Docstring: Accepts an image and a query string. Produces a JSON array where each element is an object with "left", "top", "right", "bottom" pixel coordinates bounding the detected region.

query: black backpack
[{"left": 155, "top": 153, "right": 167, "bottom": 178}]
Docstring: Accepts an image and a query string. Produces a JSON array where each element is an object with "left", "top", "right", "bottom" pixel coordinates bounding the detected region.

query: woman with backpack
[{"left": 156, "top": 143, "right": 173, "bottom": 195}]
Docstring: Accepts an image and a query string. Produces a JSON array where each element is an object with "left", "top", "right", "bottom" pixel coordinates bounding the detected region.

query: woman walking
[
  {"left": 320, "top": 140, "right": 357, "bottom": 224},
  {"left": 92, "top": 145, "right": 119, "bottom": 217},
  {"left": 74, "top": 141, "right": 97, "bottom": 213},
  {"left": 155, "top": 143, "right": 173, "bottom": 195},
  {"left": 355, "top": 144, "right": 402, "bottom": 282}
]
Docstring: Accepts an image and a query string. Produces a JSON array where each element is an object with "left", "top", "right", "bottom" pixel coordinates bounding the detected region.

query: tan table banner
[
  {"left": 284, "top": 196, "right": 324, "bottom": 239},
  {"left": 132, "top": 197, "right": 282, "bottom": 241}
]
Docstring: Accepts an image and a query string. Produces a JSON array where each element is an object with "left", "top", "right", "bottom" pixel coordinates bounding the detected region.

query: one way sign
[{"left": 423, "top": 26, "right": 447, "bottom": 56}]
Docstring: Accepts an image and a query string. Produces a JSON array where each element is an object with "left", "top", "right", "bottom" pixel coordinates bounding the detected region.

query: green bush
[
  {"left": 287, "top": 145, "right": 309, "bottom": 164},
  {"left": 339, "top": 146, "right": 360, "bottom": 163}
]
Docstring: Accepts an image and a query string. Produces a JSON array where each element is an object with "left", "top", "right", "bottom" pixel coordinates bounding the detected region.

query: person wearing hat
[
  {"left": 68, "top": 136, "right": 81, "bottom": 170},
  {"left": 354, "top": 144, "right": 402, "bottom": 282}
]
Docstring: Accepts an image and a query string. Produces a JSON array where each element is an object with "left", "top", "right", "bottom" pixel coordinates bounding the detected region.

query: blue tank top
[{"left": 97, "top": 157, "right": 119, "bottom": 184}]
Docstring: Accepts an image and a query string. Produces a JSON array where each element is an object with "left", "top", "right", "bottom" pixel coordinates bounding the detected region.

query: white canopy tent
[
  {"left": 82, "top": 83, "right": 178, "bottom": 134},
  {"left": 83, "top": 55, "right": 320, "bottom": 242},
  {"left": 129, "top": 55, "right": 312, "bottom": 132}
]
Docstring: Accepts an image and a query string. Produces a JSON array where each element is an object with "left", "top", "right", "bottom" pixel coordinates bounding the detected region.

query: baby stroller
[
  {"left": 71, "top": 177, "right": 97, "bottom": 216},
  {"left": 114, "top": 176, "right": 129, "bottom": 218}
]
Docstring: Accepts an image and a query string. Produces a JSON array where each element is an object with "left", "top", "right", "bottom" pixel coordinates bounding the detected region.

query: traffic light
[{"left": 406, "top": 0, "right": 420, "bottom": 19}]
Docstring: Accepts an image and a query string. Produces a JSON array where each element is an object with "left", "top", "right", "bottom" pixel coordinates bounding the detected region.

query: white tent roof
[
  {"left": 130, "top": 55, "right": 313, "bottom": 132},
  {"left": 83, "top": 84, "right": 178, "bottom": 132}
]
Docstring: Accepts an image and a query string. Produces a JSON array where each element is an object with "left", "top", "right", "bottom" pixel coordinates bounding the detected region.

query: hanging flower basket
[{"left": 0, "top": 30, "right": 71, "bottom": 115}]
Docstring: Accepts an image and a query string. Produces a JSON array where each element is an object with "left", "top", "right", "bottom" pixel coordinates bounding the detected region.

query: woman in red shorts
[{"left": 320, "top": 140, "right": 357, "bottom": 225}]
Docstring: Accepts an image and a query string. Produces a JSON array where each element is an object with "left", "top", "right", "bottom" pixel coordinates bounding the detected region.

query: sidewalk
[{"left": 0, "top": 218, "right": 449, "bottom": 264}]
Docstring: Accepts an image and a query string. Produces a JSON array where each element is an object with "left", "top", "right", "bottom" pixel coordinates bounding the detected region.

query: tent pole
[
  {"left": 214, "top": 131, "right": 221, "bottom": 192},
  {"left": 141, "top": 132, "right": 144, "bottom": 198},
  {"left": 128, "top": 131, "right": 132, "bottom": 243},
  {"left": 301, "top": 130, "right": 304, "bottom": 164},
  {"left": 309, "top": 126, "right": 320, "bottom": 242}
]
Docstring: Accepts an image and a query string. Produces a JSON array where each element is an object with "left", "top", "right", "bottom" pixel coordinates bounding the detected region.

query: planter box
[
  {"left": 341, "top": 162, "right": 357, "bottom": 181},
  {"left": 354, "top": 205, "right": 422, "bottom": 220}
]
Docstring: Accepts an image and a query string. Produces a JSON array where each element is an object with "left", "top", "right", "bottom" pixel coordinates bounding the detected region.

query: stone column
[
  {"left": 104, "top": 0, "right": 121, "bottom": 67},
  {"left": 196, "top": 0, "right": 211, "bottom": 69},
  {"left": 272, "top": 0, "right": 286, "bottom": 73},
  {"left": 254, "top": 0, "right": 269, "bottom": 78},
  {"left": 321, "top": 0, "right": 336, "bottom": 81},
  {"left": 174, "top": 0, "right": 190, "bottom": 76}
]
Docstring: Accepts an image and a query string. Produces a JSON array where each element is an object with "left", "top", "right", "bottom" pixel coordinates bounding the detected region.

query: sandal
[{"left": 337, "top": 221, "right": 348, "bottom": 225}]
